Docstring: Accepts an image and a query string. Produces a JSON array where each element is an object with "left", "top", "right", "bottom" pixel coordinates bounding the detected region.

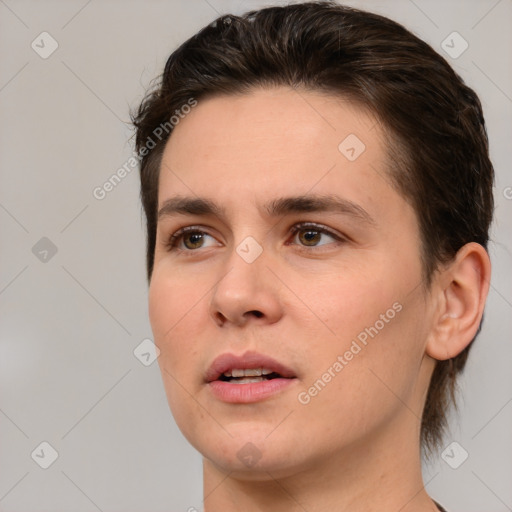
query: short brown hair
[{"left": 132, "top": 1, "right": 494, "bottom": 454}]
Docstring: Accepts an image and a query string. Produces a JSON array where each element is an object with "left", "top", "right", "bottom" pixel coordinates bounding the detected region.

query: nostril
[
  {"left": 213, "top": 310, "right": 264, "bottom": 325},
  {"left": 215, "top": 312, "right": 227, "bottom": 324}
]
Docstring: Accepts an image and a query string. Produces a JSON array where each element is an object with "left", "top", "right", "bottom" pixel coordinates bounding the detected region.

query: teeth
[
  {"left": 223, "top": 368, "right": 274, "bottom": 378},
  {"left": 243, "top": 368, "right": 262, "bottom": 377},
  {"left": 229, "top": 377, "right": 266, "bottom": 384}
]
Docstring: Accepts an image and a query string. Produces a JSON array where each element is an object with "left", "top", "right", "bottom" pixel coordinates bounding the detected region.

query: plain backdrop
[{"left": 0, "top": 1, "right": 511, "bottom": 511}]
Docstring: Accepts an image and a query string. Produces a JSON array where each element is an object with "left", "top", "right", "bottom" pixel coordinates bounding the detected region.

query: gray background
[{"left": 0, "top": 0, "right": 511, "bottom": 511}]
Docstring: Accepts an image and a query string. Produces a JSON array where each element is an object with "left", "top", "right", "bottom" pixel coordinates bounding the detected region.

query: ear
[{"left": 426, "top": 242, "right": 491, "bottom": 361}]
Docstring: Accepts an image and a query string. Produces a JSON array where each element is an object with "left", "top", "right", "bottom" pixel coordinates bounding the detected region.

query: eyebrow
[{"left": 157, "top": 194, "right": 376, "bottom": 225}]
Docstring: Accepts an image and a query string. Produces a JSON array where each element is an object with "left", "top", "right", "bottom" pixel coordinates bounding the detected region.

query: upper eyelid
[
  {"left": 169, "top": 222, "right": 339, "bottom": 238},
  {"left": 290, "top": 222, "right": 341, "bottom": 237}
]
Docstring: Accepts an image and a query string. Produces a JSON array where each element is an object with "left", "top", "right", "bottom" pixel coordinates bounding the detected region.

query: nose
[{"left": 209, "top": 243, "right": 283, "bottom": 327}]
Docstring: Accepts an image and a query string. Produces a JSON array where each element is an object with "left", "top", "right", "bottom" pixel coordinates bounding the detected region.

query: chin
[
  {"left": 194, "top": 427, "right": 306, "bottom": 476},
  {"left": 205, "top": 449, "right": 306, "bottom": 482}
]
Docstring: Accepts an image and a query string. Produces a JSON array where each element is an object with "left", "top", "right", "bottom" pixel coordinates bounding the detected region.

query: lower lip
[{"left": 208, "top": 378, "right": 296, "bottom": 403}]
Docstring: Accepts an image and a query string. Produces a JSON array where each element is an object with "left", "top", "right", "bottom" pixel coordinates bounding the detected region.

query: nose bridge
[
  {"left": 209, "top": 234, "right": 282, "bottom": 325},
  {"left": 216, "top": 234, "right": 267, "bottom": 300}
]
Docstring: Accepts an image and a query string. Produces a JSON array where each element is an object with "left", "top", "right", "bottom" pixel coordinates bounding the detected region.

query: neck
[{"left": 202, "top": 411, "right": 438, "bottom": 512}]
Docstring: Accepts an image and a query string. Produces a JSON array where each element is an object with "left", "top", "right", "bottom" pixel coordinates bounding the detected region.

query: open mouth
[
  {"left": 206, "top": 352, "right": 297, "bottom": 402},
  {"left": 218, "top": 368, "right": 284, "bottom": 384}
]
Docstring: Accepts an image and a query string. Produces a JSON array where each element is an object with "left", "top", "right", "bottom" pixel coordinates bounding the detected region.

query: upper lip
[{"left": 205, "top": 351, "right": 297, "bottom": 382}]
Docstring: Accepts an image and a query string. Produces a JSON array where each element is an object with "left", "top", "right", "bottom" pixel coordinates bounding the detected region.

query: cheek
[
  {"left": 149, "top": 265, "right": 201, "bottom": 337},
  {"left": 307, "top": 267, "right": 396, "bottom": 339},
  {"left": 313, "top": 290, "right": 426, "bottom": 422},
  {"left": 148, "top": 270, "right": 203, "bottom": 370},
  {"left": 302, "top": 262, "right": 426, "bottom": 407},
  {"left": 148, "top": 274, "right": 174, "bottom": 349},
  {"left": 149, "top": 272, "right": 206, "bottom": 433}
]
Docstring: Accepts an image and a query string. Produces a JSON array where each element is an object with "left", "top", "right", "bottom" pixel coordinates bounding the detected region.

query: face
[{"left": 149, "top": 87, "right": 435, "bottom": 479}]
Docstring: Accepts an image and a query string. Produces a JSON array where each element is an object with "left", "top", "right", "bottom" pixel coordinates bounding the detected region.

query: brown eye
[
  {"left": 298, "top": 229, "right": 322, "bottom": 246},
  {"left": 166, "top": 227, "right": 219, "bottom": 252},
  {"left": 291, "top": 224, "right": 340, "bottom": 248},
  {"left": 183, "top": 232, "right": 206, "bottom": 249}
]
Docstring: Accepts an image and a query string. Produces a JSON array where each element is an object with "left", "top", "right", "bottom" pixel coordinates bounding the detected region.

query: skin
[{"left": 148, "top": 87, "right": 491, "bottom": 511}]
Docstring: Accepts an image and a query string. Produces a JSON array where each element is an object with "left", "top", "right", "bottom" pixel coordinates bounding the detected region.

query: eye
[
  {"left": 166, "top": 226, "right": 219, "bottom": 251},
  {"left": 289, "top": 222, "right": 343, "bottom": 248},
  {"left": 165, "top": 222, "right": 345, "bottom": 253}
]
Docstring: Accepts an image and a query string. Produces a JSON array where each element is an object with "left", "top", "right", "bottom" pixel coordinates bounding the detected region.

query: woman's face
[{"left": 149, "top": 87, "right": 435, "bottom": 478}]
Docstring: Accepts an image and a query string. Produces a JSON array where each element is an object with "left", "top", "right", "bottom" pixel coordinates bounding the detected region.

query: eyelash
[{"left": 165, "top": 222, "right": 346, "bottom": 254}]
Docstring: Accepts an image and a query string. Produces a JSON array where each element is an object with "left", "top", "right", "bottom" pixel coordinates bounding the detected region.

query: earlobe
[{"left": 426, "top": 242, "right": 491, "bottom": 361}]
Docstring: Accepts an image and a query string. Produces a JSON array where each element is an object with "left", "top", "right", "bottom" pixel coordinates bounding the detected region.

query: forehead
[
  {"left": 158, "top": 87, "right": 398, "bottom": 220},
  {"left": 163, "top": 88, "right": 378, "bottom": 169}
]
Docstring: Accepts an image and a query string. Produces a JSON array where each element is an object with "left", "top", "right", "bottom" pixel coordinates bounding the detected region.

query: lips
[
  {"left": 205, "top": 351, "right": 296, "bottom": 383},
  {"left": 205, "top": 351, "right": 298, "bottom": 403}
]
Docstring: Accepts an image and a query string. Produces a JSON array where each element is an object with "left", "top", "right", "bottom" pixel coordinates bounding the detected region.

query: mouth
[
  {"left": 205, "top": 351, "right": 298, "bottom": 403},
  {"left": 218, "top": 368, "right": 285, "bottom": 384}
]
